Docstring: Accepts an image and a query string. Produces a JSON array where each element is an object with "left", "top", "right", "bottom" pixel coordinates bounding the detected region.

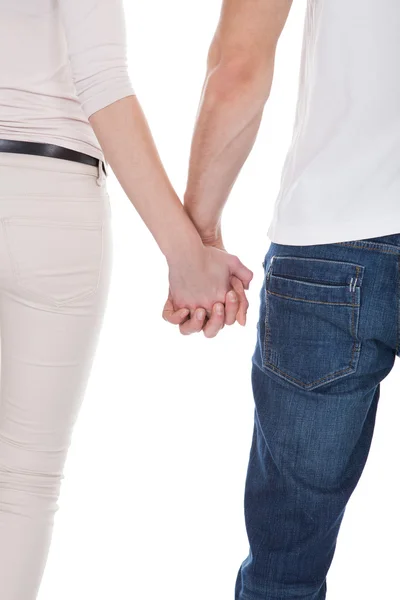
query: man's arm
[{"left": 184, "top": 0, "right": 293, "bottom": 243}]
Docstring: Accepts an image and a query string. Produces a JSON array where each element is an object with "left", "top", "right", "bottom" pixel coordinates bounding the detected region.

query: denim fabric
[{"left": 235, "top": 234, "right": 400, "bottom": 600}]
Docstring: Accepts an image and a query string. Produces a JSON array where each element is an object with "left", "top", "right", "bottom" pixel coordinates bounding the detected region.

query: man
[{"left": 165, "top": 0, "right": 400, "bottom": 597}]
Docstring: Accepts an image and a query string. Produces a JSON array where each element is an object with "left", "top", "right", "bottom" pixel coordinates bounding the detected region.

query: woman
[{"left": 0, "top": 1, "right": 252, "bottom": 598}]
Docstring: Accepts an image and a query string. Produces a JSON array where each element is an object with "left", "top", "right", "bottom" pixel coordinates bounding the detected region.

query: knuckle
[{"left": 234, "top": 256, "right": 242, "bottom": 267}]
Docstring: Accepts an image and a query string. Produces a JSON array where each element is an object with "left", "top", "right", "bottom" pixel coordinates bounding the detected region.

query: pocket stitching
[
  {"left": 270, "top": 256, "right": 366, "bottom": 286},
  {"left": 267, "top": 289, "right": 359, "bottom": 307},
  {"left": 262, "top": 358, "right": 358, "bottom": 390},
  {"left": 272, "top": 273, "right": 356, "bottom": 287},
  {"left": 1, "top": 218, "right": 104, "bottom": 307},
  {"left": 2, "top": 217, "right": 103, "bottom": 229},
  {"left": 262, "top": 262, "right": 362, "bottom": 390}
]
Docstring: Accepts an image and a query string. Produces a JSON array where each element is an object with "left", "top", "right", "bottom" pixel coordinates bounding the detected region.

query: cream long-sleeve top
[{"left": 0, "top": 0, "right": 135, "bottom": 162}]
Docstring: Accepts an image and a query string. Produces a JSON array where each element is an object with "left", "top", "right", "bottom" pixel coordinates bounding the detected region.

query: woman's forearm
[{"left": 89, "top": 95, "right": 203, "bottom": 264}]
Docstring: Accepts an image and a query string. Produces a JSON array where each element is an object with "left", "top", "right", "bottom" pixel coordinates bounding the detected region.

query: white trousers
[{"left": 0, "top": 152, "right": 113, "bottom": 599}]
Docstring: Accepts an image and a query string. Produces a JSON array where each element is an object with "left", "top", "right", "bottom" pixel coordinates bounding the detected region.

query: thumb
[{"left": 230, "top": 256, "right": 253, "bottom": 290}]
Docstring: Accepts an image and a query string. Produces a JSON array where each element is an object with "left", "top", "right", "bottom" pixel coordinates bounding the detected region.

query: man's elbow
[{"left": 205, "top": 52, "right": 275, "bottom": 108}]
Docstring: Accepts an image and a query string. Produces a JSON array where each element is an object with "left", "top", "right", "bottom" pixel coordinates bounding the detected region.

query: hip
[{"left": 0, "top": 152, "right": 113, "bottom": 309}]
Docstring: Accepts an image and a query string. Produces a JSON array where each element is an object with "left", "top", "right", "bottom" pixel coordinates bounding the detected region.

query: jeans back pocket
[{"left": 263, "top": 256, "right": 365, "bottom": 390}]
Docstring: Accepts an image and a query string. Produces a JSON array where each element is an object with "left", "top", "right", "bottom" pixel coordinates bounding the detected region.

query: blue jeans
[{"left": 235, "top": 233, "right": 400, "bottom": 600}]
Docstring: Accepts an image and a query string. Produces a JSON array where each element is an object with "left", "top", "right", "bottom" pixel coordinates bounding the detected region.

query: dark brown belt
[{"left": 0, "top": 139, "right": 107, "bottom": 175}]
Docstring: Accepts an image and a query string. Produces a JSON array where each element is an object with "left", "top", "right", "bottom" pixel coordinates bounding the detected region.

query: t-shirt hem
[{"left": 267, "top": 219, "right": 400, "bottom": 246}]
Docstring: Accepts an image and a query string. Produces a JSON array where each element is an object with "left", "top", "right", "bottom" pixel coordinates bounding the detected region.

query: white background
[{"left": 40, "top": 1, "right": 400, "bottom": 599}]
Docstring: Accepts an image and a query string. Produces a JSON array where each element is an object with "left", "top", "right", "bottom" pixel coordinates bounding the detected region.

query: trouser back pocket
[{"left": 263, "top": 256, "right": 365, "bottom": 390}]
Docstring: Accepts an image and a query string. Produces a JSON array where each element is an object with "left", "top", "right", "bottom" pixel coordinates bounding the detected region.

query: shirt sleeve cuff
[{"left": 81, "top": 84, "right": 136, "bottom": 119}]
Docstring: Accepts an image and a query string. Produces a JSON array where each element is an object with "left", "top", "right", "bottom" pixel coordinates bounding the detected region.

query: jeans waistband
[{"left": 333, "top": 233, "right": 400, "bottom": 254}]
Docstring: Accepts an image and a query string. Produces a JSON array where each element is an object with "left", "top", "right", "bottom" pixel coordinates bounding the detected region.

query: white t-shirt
[
  {"left": 0, "top": 0, "right": 135, "bottom": 161},
  {"left": 268, "top": 0, "right": 400, "bottom": 246}
]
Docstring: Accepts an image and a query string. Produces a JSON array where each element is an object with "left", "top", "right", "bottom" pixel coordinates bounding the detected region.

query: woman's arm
[
  {"left": 59, "top": 0, "right": 201, "bottom": 261},
  {"left": 89, "top": 95, "right": 204, "bottom": 262},
  {"left": 59, "top": 0, "right": 253, "bottom": 334}
]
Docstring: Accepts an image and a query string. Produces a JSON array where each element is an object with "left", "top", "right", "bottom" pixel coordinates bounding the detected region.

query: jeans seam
[
  {"left": 396, "top": 256, "right": 400, "bottom": 355},
  {"left": 351, "top": 267, "right": 361, "bottom": 340},
  {"left": 333, "top": 242, "right": 400, "bottom": 255},
  {"left": 271, "top": 255, "right": 366, "bottom": 266},
  {"left": 263, "top": 264, "right": 272, "bottom": 368}
]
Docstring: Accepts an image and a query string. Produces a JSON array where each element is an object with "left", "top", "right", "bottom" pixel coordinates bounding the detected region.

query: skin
[
  {"left": 168, "top": 0, "right": 293, "bottom": 337},
  {"left": 89, "top": 96, "right": 253, "bottom": 336}
]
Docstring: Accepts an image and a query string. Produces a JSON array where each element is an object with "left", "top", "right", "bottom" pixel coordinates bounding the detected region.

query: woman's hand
[{"left": 162, "top": 240, "right": 253, "bottom": 338}]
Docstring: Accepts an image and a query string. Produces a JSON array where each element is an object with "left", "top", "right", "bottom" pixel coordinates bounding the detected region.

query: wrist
[
  {"left": 183, "top": 196, "right": 222, "bottom": 246},
  {"left": 162, "top": 221, "right": 205, "bottom": 268},
  {"left": 197, "top": 229, "right": 223, "bottom": 248}
]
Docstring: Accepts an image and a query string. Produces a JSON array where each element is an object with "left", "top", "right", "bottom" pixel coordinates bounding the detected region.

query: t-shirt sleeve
[{"left": 59, "top": 0, "right": 135, "bottom": 118}]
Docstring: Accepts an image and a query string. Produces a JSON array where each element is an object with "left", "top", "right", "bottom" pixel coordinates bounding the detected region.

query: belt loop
[{"left": 96, "top": 159, "right": 107, "bottom": 186}]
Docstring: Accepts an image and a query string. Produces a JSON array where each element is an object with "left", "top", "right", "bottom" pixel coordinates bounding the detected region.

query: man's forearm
[
  {"left": 184, "top": 50, "right": 274, "bottom": 242},
  {"left": 184, "top": 0, "right": 293, "bottom": 243},
  {"left": 184, "top": 64, "right": 270, "bottom": 242}
]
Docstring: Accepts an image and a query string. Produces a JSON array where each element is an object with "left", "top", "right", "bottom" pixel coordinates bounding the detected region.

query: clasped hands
[{"left": 162, "top": 236, "right": 253, "bottom": 338}]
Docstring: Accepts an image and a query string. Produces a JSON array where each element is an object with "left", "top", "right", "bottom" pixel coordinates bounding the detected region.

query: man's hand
[
  {"left": 162, "top": 284, "right": 245, "bottom": 338},
  {"left": 173, "top": 0, "right": 293, "bottom": 338},
  {"left": 162, "top": 243, "right": 252, "bottom": 338},
  {"left": 199, "top": 232, "right": 250, "bottom": 327},
  {"left": 162, "top": 235, "right": 251, "bottom": 338}
]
